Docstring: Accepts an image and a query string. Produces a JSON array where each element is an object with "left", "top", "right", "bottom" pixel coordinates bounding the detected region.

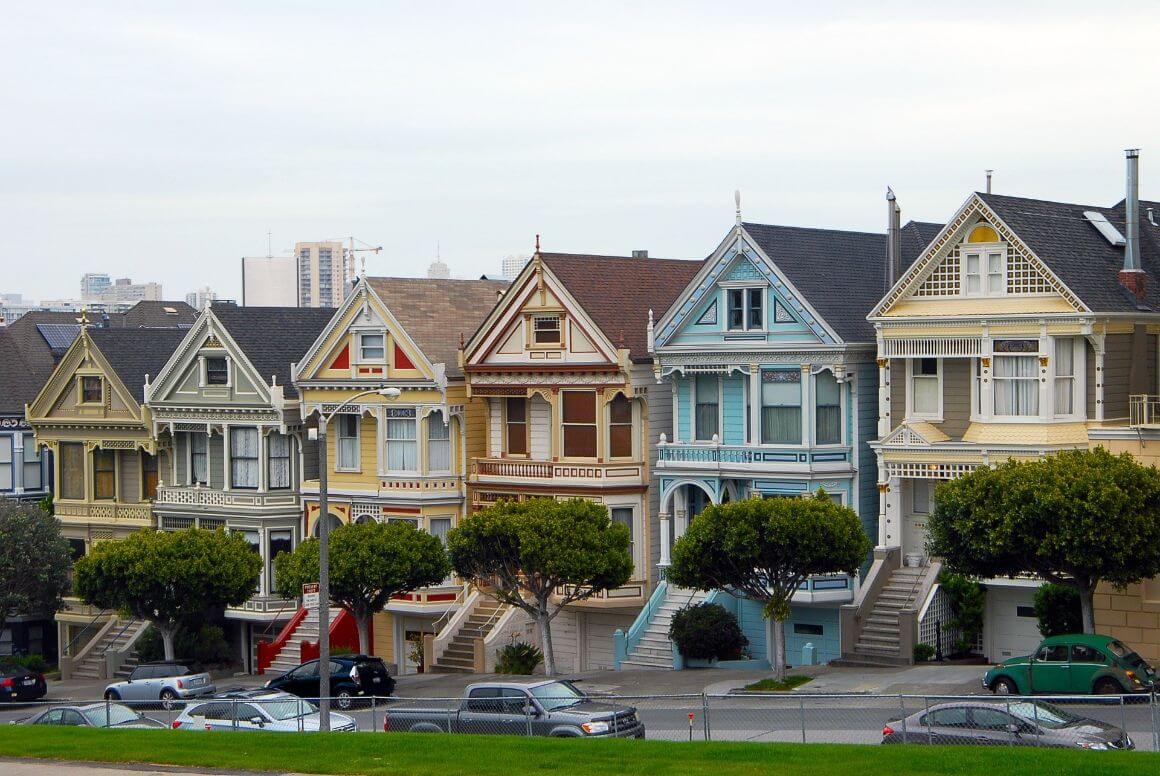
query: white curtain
[
  {"left": 190, "top": 433, "right": 208, "bottom": 484},
  {"left": 0, "top": 436, "right": 11, "bottom": 491},
  {"left": 995, "top": 356, "right": 1039, "bottom": 416},
  {"left": 427, "top": 416, "right": 450, "bottom": 472},
  {"left": 1054, "top": 339, "right": 1075, "bottom": 415},
  {"left": 267, "top": 433, "right": 291, "bottom": 488},
  {"left": 387, "top": 418, "right": 417, "bottom": 471},
  {"left": 694, "top": 375, "right": 718, "bottom": 440},
  {"left": 230, "top": 428, "right": 259, "bottom": 488},
  {"left": 337, "top": 415, "right": 359, "bottom": 470},
  {"left": 761, "top": 373, "right": 802, "bottom": 444}
]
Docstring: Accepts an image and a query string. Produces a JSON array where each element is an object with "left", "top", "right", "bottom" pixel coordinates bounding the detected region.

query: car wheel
[
  {"left": 1094, "top": 678, "right": 1123, "bottom": 695},
  {"left": 991, "top": 677, "right": 1018, "bottom": 695},
  {"left": 336, "top": 691, "right": 353, "bottom": 710},
  {"left": 159, "top": 689, "right": 180, "bottom": 710},
  {"left": 104, "top": 690, "right": 120, "bottom": 702}
]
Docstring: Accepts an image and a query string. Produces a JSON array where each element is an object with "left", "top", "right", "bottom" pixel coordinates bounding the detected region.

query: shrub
[
  {"left": 1034, "top": 583, "right": 1082, "bottom": 637},
  {"left": 136, "top": 624, "right": 232, "bottom": 666},
  {"left": 0, "top": 654, "right": 51, "bottom": 673},
  {"left": 495, "top": 642, "right": 542, "bottom": 674},
  {"left": 913, "top": 643, "right": 935, "bottom": 662},
  {"left": 668, "top": 603, "right": 748, "bottom": 661},
  {"left": 938, "top": 571, "right": 985, "bottom": 656}
]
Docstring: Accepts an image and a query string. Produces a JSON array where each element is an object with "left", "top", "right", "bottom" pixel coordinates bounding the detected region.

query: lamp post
[{"left": 312, "top": 386, "right": 400, "bottom": 731}]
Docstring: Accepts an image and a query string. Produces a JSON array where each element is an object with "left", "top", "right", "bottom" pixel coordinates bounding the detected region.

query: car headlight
[
  {"left": 581, "top": 721, "right": 610, "bottom": 735},
  {"left": 1077, "top": 741, "right": 1110, "bottom": 750}
]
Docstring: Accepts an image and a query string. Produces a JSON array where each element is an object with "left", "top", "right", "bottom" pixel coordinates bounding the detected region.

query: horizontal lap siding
[
  {"left": 938, "top": 359, "right": 971, "bottom": 439},
  {"left": 529, "top": 396, "right": 551, "bottom": 460},
  {"left": 722, "top": 375, "right": 745, "bottom": 445},
  {"left": 676, "top": 378, "right": 691, "bottom": 442},
  {"left": 1104, "top": 334, "right": 1132, "bottom": 422}
]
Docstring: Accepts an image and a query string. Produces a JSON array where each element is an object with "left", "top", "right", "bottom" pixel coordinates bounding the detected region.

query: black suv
[{"left": 264, "top": 655, "right": 395, "bottom": 709}]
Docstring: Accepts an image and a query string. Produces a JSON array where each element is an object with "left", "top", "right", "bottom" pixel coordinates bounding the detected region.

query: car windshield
[
  {"left": 529, "top": 681, "right": 586, "bottom": 710},
  {"left": 1007, "top": 701, "right": 1084, "bottom": 730},
  {"left": 83, "top": 705, "right": 141, "bottom": 727},
  {"left": 261, "top": 699, "right": 315, "bottom": 720}
]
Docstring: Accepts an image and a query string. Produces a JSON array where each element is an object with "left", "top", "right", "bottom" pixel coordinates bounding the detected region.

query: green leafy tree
[
  {"left": 447, "top": 498, "right": 632, "bottom": 676},
  {"left": 73, "top": 528, "right": 261, "bottom": 660},
  {"left": 275, "top": 521, "right": 450, "bottom": 653},
  {"left": 0, "top": 501, "right": 71, "bottom": 640},
  {"left": 1034, "top": 583, "right": 1083, "bottom": 638},
  {"left": 668, "top": 491, "right": 870, "bottom": 681},
  {"left": 928, "top": 448, "right": 1160, "bottom": 634}
]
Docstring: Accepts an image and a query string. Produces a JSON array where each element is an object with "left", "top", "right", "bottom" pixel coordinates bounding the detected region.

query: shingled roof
[
  {"left": 978, "top": 192, "right": 1160, "bottom": 312},
  {"left": 111, "top": 300, "right": 197, "bottom": 328},
  {"left": 0, "top": 312, "right": 88, "bottom": 415},
  {"left": 365, "top": 277, "right": 510, "bottom": 378},
  {"left": 209, "top": 304, "right": 336, "bottom": 398},
  {"left": 88, "top": 328, "right": 190, "bottom": 404},
  {"left": 742, "top": 221, "right": 934, "bottom": 342},
  {"left": 538, "top": 253, "right": 703, "bottom": 363}
]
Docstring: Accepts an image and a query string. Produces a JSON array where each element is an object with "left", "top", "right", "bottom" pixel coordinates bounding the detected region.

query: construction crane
[{"left": 331, "top": 236, "right": 383, "bottom": 281}]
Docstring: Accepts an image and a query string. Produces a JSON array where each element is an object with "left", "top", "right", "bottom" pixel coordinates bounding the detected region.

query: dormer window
[
  {"left": 80, "top": 376, "right": 103, "bottom": 404},
  {"left": 726, "top": 288, "right": 763, "bottom": 330},
  {"left": 358, "top": 333, "right": 385, "bottom": 362},
  {"left": 532, "top": 315, "right": 562, "bottom": 345},
  {"left": 961, "top": 223, "right": 1006, "bottom": 297},
  {"left": 205, "top": 357, "right": 229, "bottom": 386}
]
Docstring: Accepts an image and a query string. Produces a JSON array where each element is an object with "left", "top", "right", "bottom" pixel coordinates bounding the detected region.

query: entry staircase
[
  {"left": 618, "top": 584, "right": 709, "bottom": 670},
  {"left": 70, "top": 619, "right": 148, "bottom": 680},
  {"left": 260, "top": 605, "right": 344, "bottom": 675},
  {"left": 839, "top": 560, "right": 936, "bottom": 666},
  {"left": 430, "top": 595, "right": 510, "bottom": 673}
]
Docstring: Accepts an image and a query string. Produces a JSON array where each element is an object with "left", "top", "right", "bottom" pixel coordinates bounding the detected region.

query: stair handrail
[
  {"left": 256, "top": 606, "right": 309, "bottom": 674},
  {"left": 431, "top": 588, "right": 481, "bottom": 666},
  {"left": 63, "top": 608, "right": 111, "bottom": 657},
  {"left": 102, "top": 617, "right": 139, "bottom": 655},
  {"left": 468, "top": 596, "right": 507, "bottom": 637},
  {"left": 258, "top": 597, "right": 300, "bottom": 641},
  {"left": 430, "top": 585, "right": 470, "bottom": 634},
  {"left": 69, "top": 616, "right": 118, "bottom": 667}
]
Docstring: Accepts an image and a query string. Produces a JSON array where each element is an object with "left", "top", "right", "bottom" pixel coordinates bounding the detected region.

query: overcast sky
[{"left": 3, "top": 1, "right": 1159, "bottom": 302}]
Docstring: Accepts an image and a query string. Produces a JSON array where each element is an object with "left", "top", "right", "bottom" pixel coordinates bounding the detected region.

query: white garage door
[
  {"left": 581, "top": 613, "right": 633, "bottom": 671},
  {"left": 986, "top": 587, "right": 1042, "bottom": 662}
]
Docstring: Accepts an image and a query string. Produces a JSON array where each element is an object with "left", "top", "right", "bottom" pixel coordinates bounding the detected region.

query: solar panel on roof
[
  {"left": 36, "top": 323, "right": 82, "bottom": 351},
  {"left": 1083, "top": 211, "right": 1126, "bottom": 247}
]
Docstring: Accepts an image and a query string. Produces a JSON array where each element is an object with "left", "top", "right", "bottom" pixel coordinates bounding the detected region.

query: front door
[
  {"left": 904, "top": 480, "right": 933, "bottom": 560},
  {"left": 1029, "top": 643, "right": 1071, "bottom": 693},
  {"left": 1068, "top": 643, "right": 1107, "bottom": 693}
]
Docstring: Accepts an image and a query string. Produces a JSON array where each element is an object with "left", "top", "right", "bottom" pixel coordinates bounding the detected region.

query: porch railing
[{"left": 1130, "top": 394, "right": 1160, "bottom": 428}]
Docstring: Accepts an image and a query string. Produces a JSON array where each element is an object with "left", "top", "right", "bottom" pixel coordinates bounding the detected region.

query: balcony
[
  {"left": 792, "top": 575, "right": 855, "bottom": 605},
  {"left": 553, "top": 580, "right": 648, "bottom": 608},
  {"left": 655, "top": 438, "right": 852, "bottom": 474},
  {"left": 470, "top": 458, "right": 645, "bottom": 488},
  {"left": 154, "top": 485, "right": 299, "bottom": 513},
  {"left": 54, "top": 501, "right": 153, "bottom": 525},
  {"left": 1131, "top": 395, "right": 1160, "bottom": 428},
  {"left": 227, "top": 596, "right": 300, "bottom": 620}
]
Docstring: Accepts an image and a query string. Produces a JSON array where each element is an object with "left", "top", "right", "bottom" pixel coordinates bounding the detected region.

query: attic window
[
  {"left": 967, "top": 225, "right": 1000, "bottom": 243},
  {"left": 532, "top": 315, "right": 562, "bottom": 345},
  {"left": 81, "top": 376, "right": 103, "bottom": 404},
  {"left": 359, "top": 333, "right": 385, "bottom": 362},
  {"left": 205, "top": 357, "right": 229, "bottom": 385}
]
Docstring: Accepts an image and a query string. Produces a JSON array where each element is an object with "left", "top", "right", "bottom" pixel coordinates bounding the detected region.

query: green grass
[
  {"left": 0, "top": 727, "right": 1155, "bottom": 776},
  {"left": 743, "top": 675, "right": 813, "bottom": 692}
]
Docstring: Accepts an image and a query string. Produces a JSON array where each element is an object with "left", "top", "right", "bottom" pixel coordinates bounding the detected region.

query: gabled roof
[
  {"left": 209, "top": 305, "right": 336, "bottom": 397},
  {"left": 741, "top": 222, "right": 933, "bottom": 342},
  {"left": 87, "top": 328, "right": 190, "bottom": 404},
  {"left": 978, "top": 192, "right": 1160, "bottom": 312},
  {"left": 538, "top": 253, "right": 703, "bottom": 362},
  {"left": 111, "top": 300, "right": 197, "bottom": 328},
  {"left": 0, "top": 312, "right": 86, "bottom": 415},
  {"left": 365, "top": 277, "right": 509, "bottom": 377}
]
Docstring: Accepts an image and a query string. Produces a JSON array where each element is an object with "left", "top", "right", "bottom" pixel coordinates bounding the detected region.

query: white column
[
  {"left": 671, "top": 380, "right": 680, "bottom": 443},
  {"left": 12, "top": 433, "right": 23, "bottom": 494},
  {"left": 981, "top": 335, "right": 994, "bottom": 420},
  {"left": 801, "top": 364, "right": 813, "bottom": 446},
  {"left": 658, "top": 512, "right": 671, "bottom": 568},
  {"left": 1039, "top": 323, "right": 1050, "bottom": 421},
  {"left": 257, "top": 428, "right": 267, "bottom": 492},
  {"left": 877, "top": 358, "right": 891, "bottom": 437},
  {"left": 749, "top": 367, "right": 761, "bottom": 444},
  {"left": 222, "top": 425, "right": 231, "bottom": 490},
  {"left": 1094, "top": 336, "right": 1106, "bottom": 422}
]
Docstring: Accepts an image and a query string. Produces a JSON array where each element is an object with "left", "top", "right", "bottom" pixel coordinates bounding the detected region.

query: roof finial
[
  {"left": 618, "top": 329, "right": 626, "bottom": 349},
  {"left": 734, "top": 190, "right": 742, "bottom": 225},
  {"left": 360, "top": 256, "right": 367, "bottom": 279},
  {"left": 535, "top": 233, "right": 540, "bottom": 252},
  {"left": 886, "top": 186, "right": 895, "bottom": 202},
  {"left": 459, "top": 331, "right": 465, "bottom": 349}
]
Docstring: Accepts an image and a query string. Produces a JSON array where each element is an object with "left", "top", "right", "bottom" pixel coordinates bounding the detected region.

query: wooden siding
[
  {"left": 208, "top": 435, "right": 225, "bottom": 489},
  {"left": 118, "top": 450, "right": 141, "bottom": 502},
  {"left": 676, "top": 378, "right": 692, "bottom": 442},
  {"left": 372, "top": 611, "right": 394, "bottom": 666},
  {"left": 634, "top": 363, "right": 670, "bottom": 580},
  {"left": 488, "top": 399, "right": 501, "bottom": 458},
  {"left": 855, "top": 362, "right": 879, "bottom": 558},
  {"left": 1086, "top": 340, "right": 1097, "bottom": 420},
  {"left": 889, "top": 358, "right": 905, "bottom": 425},
  {"left": 722, "top": 375, "right": 745, "bottom": 445},
  {"left": 937, "top": 358, "right": 972, "bottom": 439},
  {"left": 464, "top": 396, "right": 489, "bottom": 465},
  {"left": 529, "top": 395, "right": 551, "bottom": 459},
  {"left": 1104, "top": 333, "right": 1132, "bottom": 422}
]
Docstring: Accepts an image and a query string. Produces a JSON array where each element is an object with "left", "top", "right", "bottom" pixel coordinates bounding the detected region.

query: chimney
[
  {"left": 632, "top": 250, "right": 649, "bottom": 259},
  {"left": 1120, "top": 148, "right": 1145, "bottom": 300},
  {"left": 886, "top": 188, "right": 902, "bottom": 288}
]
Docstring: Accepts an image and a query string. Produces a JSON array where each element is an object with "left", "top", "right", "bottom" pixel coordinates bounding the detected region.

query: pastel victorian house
[
  {"left": 290, "top": 276, "right": 507, "bottom": 675},
  {"left": 628, "top": 208, "right": 935, "bottom": 668},
  {"left": 856, "top": 150, "right": 1160, "bottom": 665},
  {"left": 27, "top": 324, "right": 188, "bottom": 679},
  {"left": 144, "top": 302, "right": 334, "bottom": 672},
  {"left": 458, "top": 250, "right": 700, "bottom": 672}
]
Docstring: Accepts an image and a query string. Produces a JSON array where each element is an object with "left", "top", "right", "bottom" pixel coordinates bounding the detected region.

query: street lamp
[{"left": 311, "top": 386, "right": 401, "bottom": 731}]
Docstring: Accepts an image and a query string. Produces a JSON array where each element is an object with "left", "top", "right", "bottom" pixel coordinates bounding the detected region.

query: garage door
[
  {"left": 986, "top": 587, "right": 1042, "bottom": 662},
  {"left": 581, "top": 613, "right": 633, "bottom": 671}
]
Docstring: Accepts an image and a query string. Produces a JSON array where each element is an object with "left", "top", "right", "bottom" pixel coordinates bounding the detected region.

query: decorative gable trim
[
  {"left": 879, "top": 421, "right": 948, "bottom": 446},
  {"left": 27, "top": 330, "right": 144, "bottom": 423},
  {"left": 695, "top": 299, "right": 717, "bottom": 326},
  {"left": 870, "top": 195, "right": 1089, "bottom": 317}
]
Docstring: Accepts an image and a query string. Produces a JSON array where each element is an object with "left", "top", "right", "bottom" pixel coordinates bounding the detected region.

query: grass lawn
[
  {"left": 0, "top": 727, "right": 1156, "bottom": 776},
  {"left": 743, "top": 675, "right": 813, "bottom": 692}
]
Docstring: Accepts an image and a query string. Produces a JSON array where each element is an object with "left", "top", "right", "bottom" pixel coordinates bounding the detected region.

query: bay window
[
  {"left": 694, "top": 375, "right": 719, "bottom": 441},
  {"left": 93, "top": 449, "right": 116, "bottom": 499},
  {"left": 230, "top": 427, "right": 259, "bottom": 488},
  {"left": 562, "top": 390, "right": 597, "bottom": 458},
  {"left": 609, "top": 395, "right": 633, "bottom": 458},
  {"left": 504, "top": 398, "right": 527, "bottom": 456},
  {"left": 761, "top": 370, "right": 802, "bottom": 444},
  {"left": 268, "top": 433, "right": 291, "bottom": 489},
  {"left": 814, "top": 371, "right": 842, "bottom": 445},
  {"left": 268, "top": 530, "right": 293, "bottom": 594},
  {"left": 611, "top": 507, "right": 635, "bottom": 570},
  {"left": 385, "top": 410, "right": 417, "bottom": 472},
  {"left": 59, "top": 443, "right": 84, "bottom": 500},
  {"left": 427, "top": 415, "right": 451, "bottom": 472},
  {"left": 910, "top": 358, "right": 941, "bottom": 418},
  {"left": 23, "top": 434, "right": 41, "bottom": 490},
  {"left": 141, "top": 452, "right": 158, "bottom": 500},
  {"left": 993, "top": 340, "right": 1039, "bottom": 417},
  {"left": 190, "top": 432, "right": 208, "bottom": 484},
  {"left": 336, "top": 414, "right": 360, "bottom": 471},
  {"left": 1054, "top": 338, "right": 1078, "bottom": 417}
]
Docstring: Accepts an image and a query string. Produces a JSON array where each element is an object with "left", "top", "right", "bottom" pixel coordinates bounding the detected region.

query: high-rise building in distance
[
  {"left": 501, "top": 254, "right": 530, "bottom": 280},
  {"left": 295, "top": 241, "right": 346, "bottom": 307},
  {"left": 80, "top": 273, "right": 111, "bottom": 298},
  {"left": 185, "top": 286, "right": 217, "bottom": 310}
]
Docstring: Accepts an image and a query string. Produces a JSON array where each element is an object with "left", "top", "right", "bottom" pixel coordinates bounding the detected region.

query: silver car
[
  {"left": 173, "top": 690, "right": 358, "bottom": 732},
  {"left": 104, "top": 662, "right": 215, "bottom": 710},
  {"left": 16, "top": 702, "right": 166, "bottom": 729}
]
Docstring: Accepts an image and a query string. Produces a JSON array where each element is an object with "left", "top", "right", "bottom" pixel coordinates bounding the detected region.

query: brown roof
[
  {"left": 539, "top": 253, "right": 704, "bottom": 362},
  {"left": 365, "top": 277, "right": 510, "bottom": 378}
]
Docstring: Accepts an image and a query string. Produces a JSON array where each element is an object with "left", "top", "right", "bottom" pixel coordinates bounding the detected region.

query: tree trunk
[
  {"left": 1079, "top": 585, "right": 1096, "bottom": 634},
  {"left": 536, "top": 607, "right": 556, "bottom": 676},
  {"left": 357, "top": 614, "right": 370, "bottom": 656},
  {"left": 771, "top": 618, "right": 787, "bottom": 682},
  {"left": 158, "top": 624, "right": 177, "bottom": 661}
]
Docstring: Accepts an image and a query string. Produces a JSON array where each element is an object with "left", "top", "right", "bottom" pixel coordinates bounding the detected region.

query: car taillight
[
  {"left": 0, "top": 678, "right": 13, "bottom": 689},
  {"left": 171, "top": 720, "right": 182, "bottom": 729},
  {"left": 383, "top": 715, "right": 390, "bottom": 732},
  {"left": 882, "top": 724, "right": 895, "bottom": 737},
  {"left": 176, "top": 679, "right": 184, "bottom": 689}
]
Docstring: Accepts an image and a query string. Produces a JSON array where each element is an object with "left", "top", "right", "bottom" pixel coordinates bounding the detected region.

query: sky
[{"left": 3, "top": 1, "right": 1160, "bottom": 302}]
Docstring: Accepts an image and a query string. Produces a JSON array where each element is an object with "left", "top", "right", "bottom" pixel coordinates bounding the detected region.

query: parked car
[
  {"left": 263, "top": 655, "right": 394, "bottom": 710},
  {"left": 381, "top": 680, "right": 645, "bottom": 738},
  {"left": 173, "top": 689, "right": 358, "bottom": 732},
  {"left": 103, "top": 662, "right": 216, "bottom": 709},
  {"left": 14, "top": 702, "right": 165, "bottom": 729},
  {"left": 0, "top": 662, "right": 47, "bottom": 702},
  {"left": 883, "top": 700, "right": 1133, "bottom": 749},
  {"left": 983, "top": 634, "right": 1156, "bottom": 696}
]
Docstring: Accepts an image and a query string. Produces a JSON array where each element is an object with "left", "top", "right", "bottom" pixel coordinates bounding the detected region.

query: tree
[
  {"left": 447, "top": 498, "right": 632, "bottom": 676},
  {"left": 927, "top": 448, "right": 1160, "bottom": 634},
  {"left": 73, "top": 528, "right": 261, "bottom": 660},
  {"left": 668, "top": 492, "right": 870, "bottom": 681},
  {"left": 274, "top": 520, "right": 450, "bottom": 653},
  {"left": 0, "top": 501, "right": 71, "bottom": 640},
  {"left": 1033, "top": 583, "right": 1082, "bottom": 638}
]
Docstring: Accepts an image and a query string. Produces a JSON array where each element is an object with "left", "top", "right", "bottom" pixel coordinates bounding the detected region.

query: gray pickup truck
[{"left": 382, "top": 680, "right": 644, "bottom": 738}]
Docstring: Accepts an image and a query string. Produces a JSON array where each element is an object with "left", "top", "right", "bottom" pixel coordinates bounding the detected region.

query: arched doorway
[{"left": 311, "top": 513, "right": 343, "bottom": 537}]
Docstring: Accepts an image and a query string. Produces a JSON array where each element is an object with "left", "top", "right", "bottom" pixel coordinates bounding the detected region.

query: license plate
[
  {"left": 191, "top": 677, "right": 205, "bottom": 687},
  {"left": 372, "top": 677, "right": 381, "bottom": 683},
  {"left": 22, "top": 679, "right": 36, "bottom": 686}
]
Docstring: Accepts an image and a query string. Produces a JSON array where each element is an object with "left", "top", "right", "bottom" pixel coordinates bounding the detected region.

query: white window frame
[
  {"left": 426, "top": 414, "right": 452, "bottom": 474},
  {"left": 812, "top": 370, "right": 845, "bottom": 447},
  {"left": 356, "top": 331, "right": 386, "bottom": 363},
  {"left": 384, "top": 414, "right": 418, "bottom": 473},
  {"left": 335, "top": 414, "right": 361, "bottom": 472},
  {"left": 1052, "top": 337, "right": 1084, "bottom": 420},
  {"left": 906, "top": 358, "right": 943, "bottom": 421},
  {"left": 188, "top": 432, "right": 208, "bottom": 485},
  {"left": 991, "top": 345, "right": 1042, "bottom": 420},
  {"left": 0, "top": 435, "right": 12, "bottom": 492},
  {"left": 22, "top": 433, "right": 42, "bottom": 491},
  {"left": 961, "top": 244, "right": 1007, "bottom": 298},
  {"left": 200, "top": 355, "right": 232, "bottom": 388},
  {"left": 692, "top": 374, "right": 721, "bottom": 442},
  {"left": 608, "top": 503, "right": 640, "bottom": 577},
  {"left": 530, "top": 314, "right": 563, "bottom": 347},
  {"left": 724, "top": 286, "right": 764, "bottom": 332}
]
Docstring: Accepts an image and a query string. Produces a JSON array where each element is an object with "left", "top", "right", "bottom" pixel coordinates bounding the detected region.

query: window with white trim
[
  {"left": 1054, "top": 337, "right": 1079, "bottom": 417},
  {"left": 909, "top": 358, "right": 941, "bottom": 419},
  {"left": 22, "top": 433, "right": 41, "bottom": 490},
  {"left": 427, "top": 415, "right": 450, "bottom": 472},
  {"left": 189, "top": 432, "right": 208, "bottom": 484},
  {"left": 385, "top": 409, "right": 417, "bottom": 472},
  {"left": 962, "top": 248, "right": 1006, "bottom": 297},
  {"left": 761, "top": 370, "right": 802, "bottom": 444},
  {"left": 358, "top": 333, "right": 385, "bottom": 362},
  {"left": 0, "top": 436, "right": 12, "bottom": 491},
  {"left": 532, "top": 315, "right": 562, "bottom": 345},
  {"left": 268, "top": 432, "right": 291, "bottom": 489},
  {"left": 694, "top": 375, "right": 719, "bottom": 441},
  {"left": 611, "top": 507, "right": 636, "bottom": 572},
  {"left": 204, "top": 357, "right": 229, "bottom": 386},
  {"left": 230, "top": 427, "right": 259, "bottom": 489},
  {"left": 993, "top": 340, "right": 1039, "bottom": 417},
  {"left": 336, "top": 414, "right": 360, "bottom": 471},
  {"left": 814, "top": 371, "right": 842, "bottom": 445},
  {"left": 726, "top": 288, "right": 763, "bottom": 330}
]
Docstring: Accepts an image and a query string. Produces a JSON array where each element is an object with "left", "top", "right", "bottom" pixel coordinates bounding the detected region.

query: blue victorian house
[{"left": 615, "top": 197, "right": 937, "bottom": 669}]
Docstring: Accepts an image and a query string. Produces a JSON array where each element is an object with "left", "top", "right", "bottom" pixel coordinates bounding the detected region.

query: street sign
[{"left": 302, "top": 582, "right": 320, "bottom": 609}]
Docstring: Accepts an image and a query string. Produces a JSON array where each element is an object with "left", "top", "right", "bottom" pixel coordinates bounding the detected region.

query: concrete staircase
[
  {"left": 431, "top": 597, "right": 508, "bottom": 673},
  {"left": 71, "top": 619, "right": 147, "bottom": 680},
  {"left": 845, "top": 565, "right": 930, "bottom": 665},
  {"left": 267, "top": 607, "right": 343, "bottom": 676},
  {"left": 620, "top": 587, "right": 709, "bottom": 670}
]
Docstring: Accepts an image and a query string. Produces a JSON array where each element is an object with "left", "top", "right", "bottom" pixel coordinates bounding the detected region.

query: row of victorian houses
[{"left": 5, "top": 150, "right": 1160, "bottom": 676}]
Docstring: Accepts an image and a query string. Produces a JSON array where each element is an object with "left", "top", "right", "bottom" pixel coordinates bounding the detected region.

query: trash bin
[{"left": 801, "top": 642, "right": 817, "bottom": 666}]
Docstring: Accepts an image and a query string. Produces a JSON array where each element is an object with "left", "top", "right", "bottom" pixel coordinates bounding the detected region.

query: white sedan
[{"left": 172, "top": 690, "right": 358, "bottom": 732}]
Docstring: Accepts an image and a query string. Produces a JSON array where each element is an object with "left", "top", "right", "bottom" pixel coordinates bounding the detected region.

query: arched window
[{"left": 311, "top": 513, "right": 344, "bottom": 537}]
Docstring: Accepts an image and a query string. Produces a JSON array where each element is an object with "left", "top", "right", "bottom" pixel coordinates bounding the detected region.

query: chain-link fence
[{"left": 2, "top": 692, "right": 1157, "bottom": 750}]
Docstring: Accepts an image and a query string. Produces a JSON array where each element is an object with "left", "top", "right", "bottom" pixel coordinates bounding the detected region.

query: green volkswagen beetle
[{"left": 984, "top": 634, "right": 1156, "bottom": 695}]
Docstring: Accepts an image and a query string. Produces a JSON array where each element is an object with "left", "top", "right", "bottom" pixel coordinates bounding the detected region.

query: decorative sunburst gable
[
  {"left": 872, "top": 195, "right": 1087, "bottom": 318},
  {"left": 28, "top": 331, "right": 142, "bottom": 423},
  {"left": 146, "top": 310, "right": 272, "bottom": 406},
  {"left": 654, "top": 228, "right": 838, "bottom": 349}
]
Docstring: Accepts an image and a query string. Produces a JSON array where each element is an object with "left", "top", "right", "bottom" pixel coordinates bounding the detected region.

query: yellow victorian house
[{"left": 287, "top": 276, "right": 507, "bottom": 674}]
